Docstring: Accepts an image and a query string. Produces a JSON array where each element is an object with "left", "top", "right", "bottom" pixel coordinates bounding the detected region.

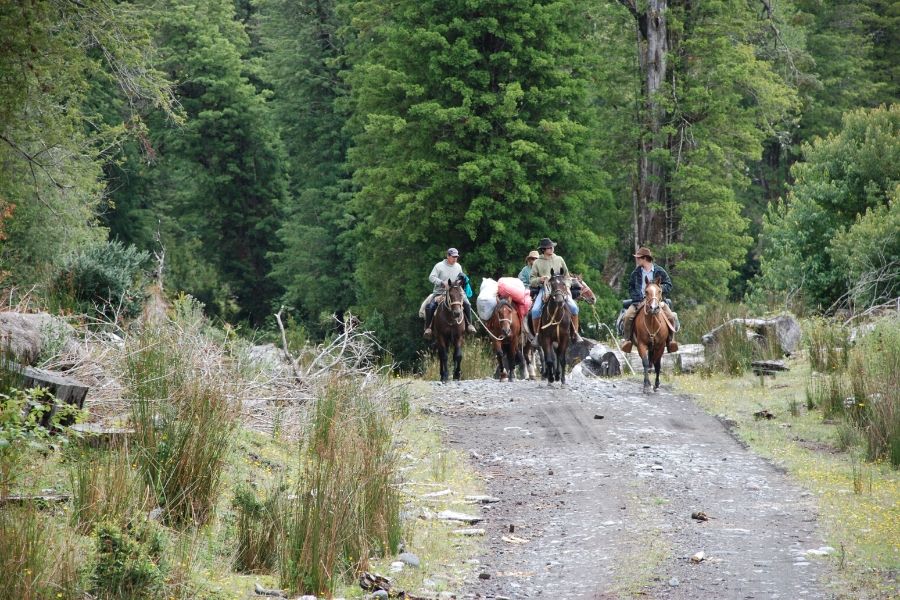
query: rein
[{"left": 437, "top": 289, "right": 465, "bottom": 326}]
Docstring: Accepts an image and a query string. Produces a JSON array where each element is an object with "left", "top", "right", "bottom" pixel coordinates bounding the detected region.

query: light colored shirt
[
  {"left": 429, "top": 259, "right": 463, "bottom": 294},
  {"left": 530, "top": 254, "right": 569, "bottom": 287}
]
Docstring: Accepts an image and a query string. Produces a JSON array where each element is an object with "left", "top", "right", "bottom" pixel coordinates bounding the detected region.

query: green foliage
[
  {"left": 104, "top": 0, "right": 289, "bottom": 324},
  {"left": 0, "top": 387, "right": 79, "bottom": 498},
  {"left": 259, "top": 0, "right": 356, "bottom": 336},
  {"left": 0, "top": 0, "right": 176, "bottom": 286},
  {"left": 347, "top": 0, "right": 613, "bottom": 363},
  {"left": 754, "top": 104, "right": 900, "bottom": 310},
  {"left": 90, "top": 520, "right": 166, "bottom": 600},
  {"left": 52, "top": 240, "right": 150, "bottom": 318},
  {"left": 280, "top": 377, "right": 401, "bottom": 595}
]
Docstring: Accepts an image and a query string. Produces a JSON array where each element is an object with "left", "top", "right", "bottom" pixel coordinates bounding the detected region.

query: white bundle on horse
[
  {"left": 497, "top": 277, "right": 532, "bottom": 318},
  {"left": 477, "top": 278, "right": 499, "bottom": 320}
]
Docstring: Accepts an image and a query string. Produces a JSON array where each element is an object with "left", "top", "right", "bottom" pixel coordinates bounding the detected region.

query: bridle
[
  {"left": 439, "top": 283, "right": 465, "bottom": 325},
  {"left": 641, "top": 282, "right": 664, "bottom": 349},
  {"left": 541, "top": 275, "right": 570, "bottom": 336}
]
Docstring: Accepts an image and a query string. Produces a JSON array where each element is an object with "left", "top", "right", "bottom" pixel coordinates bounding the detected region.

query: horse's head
[
  {"left": 446, "top": 278, "right": 465, "bottom": 320},
  {"left": 573, "top": 275, "right": 596, "bottom": 305},
  {"left": 644, "top": 275, "right": 663, "bottom": 315},
  {"left": 549, "top": 268, "right": 568, "bottom": 304},
  {"left": 495, "top": 299, "right": 516, "bottom": 338}
]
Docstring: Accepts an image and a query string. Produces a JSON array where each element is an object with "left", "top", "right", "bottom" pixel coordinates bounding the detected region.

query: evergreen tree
[
  {"left": 347, "top": 0, "right": 614, "bottom": 362},
  {"left": 105, "top": 0, "right": 289, "bottom": 323},
  {"left": 258, "top": 0, "right": 355, "bottom": 335}
]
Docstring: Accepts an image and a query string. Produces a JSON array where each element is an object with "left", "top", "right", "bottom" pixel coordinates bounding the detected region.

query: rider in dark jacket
[{"left": 620, "top": 247, "right": 679, "bottom": 354}]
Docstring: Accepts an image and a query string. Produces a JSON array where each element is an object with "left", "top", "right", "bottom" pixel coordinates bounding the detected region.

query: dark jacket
[{"left": 629, "top": 264, "right": 672, "bottom": 303}]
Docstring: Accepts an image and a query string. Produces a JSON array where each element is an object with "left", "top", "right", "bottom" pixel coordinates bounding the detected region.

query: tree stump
[{"left": 13, "top": 364, "right": 89, "bottom": 426}]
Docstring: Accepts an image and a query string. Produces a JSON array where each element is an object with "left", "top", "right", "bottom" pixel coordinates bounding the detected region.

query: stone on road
[{"left": 429, "top": 378, "right": 829, "bottom": 599}]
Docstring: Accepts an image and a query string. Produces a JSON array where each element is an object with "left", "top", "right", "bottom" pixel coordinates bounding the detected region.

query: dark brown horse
[
  {"left": 538, "top": 270, "right": 572, "bottom": 385},
  {"left": 633, "top": 277, "right": 672, "bottom": 392},
  {"left": 432, "top": 278, "right": 466, "bottom": 383},
  {"left": 486, "top": 298, "right": 523, "bottom": 382}
]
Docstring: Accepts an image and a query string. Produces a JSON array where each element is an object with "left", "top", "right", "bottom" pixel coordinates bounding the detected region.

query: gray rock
[
  {"left": 398, "top": 551, "right": 421, "bottom": 567},
  {"left": 702, "top": 314, "right": 801, "bottom": 356},
  {"left": 371, "top": 591, "right": 389, "bottom": 600},
  {"left": 669, "top": 577, "right": 680, "bottom": 587},
  {"left": 0, "top": 311, "right": 75, "bottom": 365}
]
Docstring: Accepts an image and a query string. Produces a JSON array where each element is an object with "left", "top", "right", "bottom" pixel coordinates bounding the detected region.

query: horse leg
[
  {"left": 654, "top": 354, "right": 662, "bottom": 391},
  {"left": 544, "top": 344, "right": 556, "bottom": 384},
  {"left": 493, "top": 341, "right": 505, "bottom": 381},
  {"left": 640, "top": 350, "right": 651, "bottom": 392},
  {"left": 559, "top": 347, "right": 567, "bottom": 386},
  {"left": 438, "top": 344, "right": 449, "bottom": 384},
  {"left": 453, "top": 341, "right": 463, "bottom": 381}
]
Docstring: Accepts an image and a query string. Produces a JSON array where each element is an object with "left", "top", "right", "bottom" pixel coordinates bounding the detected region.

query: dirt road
[{"left": 428, "top": 377, "right": 834, "bottom": 599}]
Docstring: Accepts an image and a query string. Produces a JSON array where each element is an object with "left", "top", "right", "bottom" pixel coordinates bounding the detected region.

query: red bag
[{"left": 497, "top": 277, "right": 531, "bottom": 319}]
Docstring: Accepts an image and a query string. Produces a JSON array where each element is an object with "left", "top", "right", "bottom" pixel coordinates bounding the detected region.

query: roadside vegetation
[
  {"left": 0, "top": 297, "right": 484, "bottom": 600},
  {"left": 671, "top": 311, "right": 900, "bottom": 598}
]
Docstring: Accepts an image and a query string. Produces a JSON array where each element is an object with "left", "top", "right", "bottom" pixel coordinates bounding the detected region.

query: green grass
[{"left": 421, "top": 338, "right": 498, "bottom": 381}]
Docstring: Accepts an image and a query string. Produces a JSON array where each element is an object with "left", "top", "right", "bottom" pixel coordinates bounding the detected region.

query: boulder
[
  {"left": 701, "top": 314, "right": 801, "bottom": 356},
  {"left": 0, "top": 312, "right": 75, "bottom": 365},
  {"left": 567, "top": 336, "right": 598, "bottom": 364}
]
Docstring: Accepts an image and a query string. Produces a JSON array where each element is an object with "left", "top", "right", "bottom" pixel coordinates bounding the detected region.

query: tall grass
[
  {"left": 233, "top": 483, "right": 283, "bottom": 573},
  {"left": 280, "top": 376, "right": 401, "bottom": 596},
  {"left": 126, "top": 324, "right": 237, "bottom": 528},
  {"left": 678, "top": 303, "right": 750, "bottom": 344},
  {"left": 848, "top": 319, "right": 900, "bottom": 466},
  {"left": 702, "top": 321, "right": 780, "bottom": 376},
  {"left": 805, "top": 317, "right": 850, "bottom": 373},
  {"left": 69, "top": 447, "right": 151, "bottom": 534},
  {"left": 0, "top": 505, "right": 84, "bottom": 600}
]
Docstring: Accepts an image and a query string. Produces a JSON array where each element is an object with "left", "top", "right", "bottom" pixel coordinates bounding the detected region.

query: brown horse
[
  {"left": 572, "top": 274, "right": 597, "bottom": 306},
  {"left": 538, "top": 270, "right": 572, "bottom": 385},
  {"left": 633, "top": 276, "right": 672, "bottom": 392},
  {"left": 486, "top": 298, "right": 523, "bottom": 382},
  {"left": 432, "top": 278, "right": 466, "bottom": 383}
]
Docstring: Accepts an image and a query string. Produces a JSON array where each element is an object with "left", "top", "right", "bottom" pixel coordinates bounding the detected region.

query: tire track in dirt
[{"left": 428, "top": 378, "right": 833, "bottom": 599}]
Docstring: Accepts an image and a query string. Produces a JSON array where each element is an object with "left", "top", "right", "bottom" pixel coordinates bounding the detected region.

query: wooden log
[
  {"left": 70, "top": 423, "right": 134, "bottom": 448},
  {"left": 751, "top": 359, "right": 789, "bottom": 376},
  {"left": 0, "top": 493, "right": 70, "bottom": 507}
]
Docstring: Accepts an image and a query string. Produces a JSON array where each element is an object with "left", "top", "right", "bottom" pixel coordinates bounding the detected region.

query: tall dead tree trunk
[{"left": 620, "top": 0, "right": 670, "bottom": 251}]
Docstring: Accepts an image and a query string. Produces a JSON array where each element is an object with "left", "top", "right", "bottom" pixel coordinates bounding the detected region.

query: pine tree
[
  {"left": 347, "top": 0, "right": 613, "bottom": 361},
  {"left": 258, "top": 0, "right": 356, "bottom": 334}
]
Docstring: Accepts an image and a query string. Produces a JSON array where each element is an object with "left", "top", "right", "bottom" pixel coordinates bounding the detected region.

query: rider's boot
[
  {"left": 464, "top": 305, "right": 477, "bottom": 333},
  {"left": 666, "top": 331, "right": 679, "bottom": 353},
  {"left": 423, "top": 305, "right": 435, "bottom": 339},
  {"left": 620, "top": 316, "right": 634, "bottom": 353},
  {"left": 571, "top": 314, "right": 583, "bottom": 343}
]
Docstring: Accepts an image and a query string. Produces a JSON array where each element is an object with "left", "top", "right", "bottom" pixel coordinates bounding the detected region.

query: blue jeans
[{"left": 531, "top": 287, "right": 578, "bottom": 318}]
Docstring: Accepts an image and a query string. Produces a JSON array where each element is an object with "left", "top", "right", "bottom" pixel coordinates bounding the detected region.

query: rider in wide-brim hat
[
  {"left": 518, "top": 250, "right": 541, "bottom": 288},
  {"left": 620, "top": 246, "right": 679, "bottom": 354},
  {"left": 538, "top": 238, "right": 557, "bottom": 250}
]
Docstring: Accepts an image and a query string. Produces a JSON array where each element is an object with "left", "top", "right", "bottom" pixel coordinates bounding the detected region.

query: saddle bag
[{"left": 477, "top": 278, "right": 499, "bottom": 320}]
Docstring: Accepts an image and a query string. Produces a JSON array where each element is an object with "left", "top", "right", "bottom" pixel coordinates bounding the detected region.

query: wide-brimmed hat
[
  {"left": 538, "top": 238, "right": 557, "bottom": 250},
  {"left": 447, "top": 247, "right": 459, "bottom": 257},
  {"left": 633, "top": 246, "right": 653, "bottom": 260},
  {"left": 526, "top": 250, "right": 540, "bottom": 260}
]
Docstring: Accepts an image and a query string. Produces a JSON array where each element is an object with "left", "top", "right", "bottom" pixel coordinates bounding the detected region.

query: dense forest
[{"left": 1, "top": 0, "right": 897, "bottom": 364}]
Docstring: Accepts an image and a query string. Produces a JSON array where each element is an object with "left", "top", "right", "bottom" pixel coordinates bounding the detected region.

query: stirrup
[
  {"left": 423, "top": 328, "right": 432, "bottom": 339},
  {"left": 466, "top": 323, "right": 476, "bottom": 333}
]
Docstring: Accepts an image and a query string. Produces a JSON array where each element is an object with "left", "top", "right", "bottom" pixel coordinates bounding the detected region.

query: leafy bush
[
  {"left": 280, "top": 377, "right": 401, "bottom": 595},
  {"left": 0, "top": 505, "right": 84, "bottom": 600},
  {"left": 233, "top": 484, "right": 283, "bottom": 573},
  {"left": 53, "top": 240, "right": 149, "bottom": 318},
  {"left": 701, "top": 321, "right": 780, "bottom": 377},
  {"left": 90, "top": 520, "right": 165, "bottom": 600},
  {"left": 0, "top": 387, "right": 79, "bottom": 498}
]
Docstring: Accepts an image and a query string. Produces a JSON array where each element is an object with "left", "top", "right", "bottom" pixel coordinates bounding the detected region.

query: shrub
[
  {"left": 233, "top": 484, "right": 283, "bottom": 573},
  {"left": 280, "top": 377, "right": 401, "bottom": 596},
  {"left": 53, "top": 240, "right": 149, "bottom": 318},
  {"left": 806, "top": 373, "right": 850, "bottom": 419},
  {"left": 805, "top": 317, "right": 850, "bottom": 373},
  {"left": 90, "top": 520, "right": 165, "bottom": 600},
  {"left": 0, "top": 505, "right": 84, "bottom": 600},
  {"left": 0, "top": 387, "right": 79, "bottom": 498}
]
